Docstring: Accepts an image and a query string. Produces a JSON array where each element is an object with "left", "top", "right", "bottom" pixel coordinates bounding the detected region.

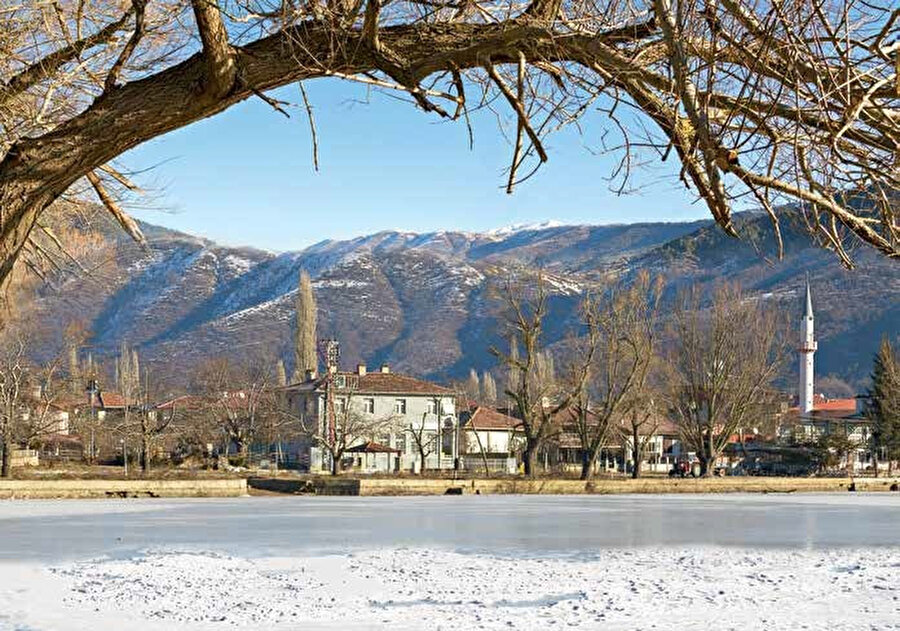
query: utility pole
[{"left": 318, "top": 338, "right": 340, "bottom": 473}]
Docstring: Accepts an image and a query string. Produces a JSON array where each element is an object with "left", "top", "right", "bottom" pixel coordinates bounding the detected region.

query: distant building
[
  {"left": 283, "top": 364, "right": 459, "bottom": 473},
  {"left": 798, "top": 278, "right": 817, "bottom": 414},
  {"left": 458, "top": 403, "right": 522, "bottom": 474},
  {"left": 781, "top": 280, "right": 873, "bottom": 471}
]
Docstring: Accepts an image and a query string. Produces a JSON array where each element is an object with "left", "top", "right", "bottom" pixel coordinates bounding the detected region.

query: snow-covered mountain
[{"left": 26, "top": 210, "right": 900, "bottom": 389}]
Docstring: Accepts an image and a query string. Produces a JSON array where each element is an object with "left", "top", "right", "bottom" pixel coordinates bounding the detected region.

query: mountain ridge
[{"left": 24, "top": 209, "right": 900, "bottom": 391}]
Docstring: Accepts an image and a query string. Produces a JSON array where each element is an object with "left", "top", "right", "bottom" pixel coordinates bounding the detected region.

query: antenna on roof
[{"left": 318, "top": 338, "right": 340, "bottom": 374}]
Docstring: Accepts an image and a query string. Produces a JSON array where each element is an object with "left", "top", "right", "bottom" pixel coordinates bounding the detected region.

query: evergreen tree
[
  {"left": 866, "top": 337, "right": 900, "bottom": 474},
  {"left": 293, "top": 270, "right": 318, "bottom": 382}
]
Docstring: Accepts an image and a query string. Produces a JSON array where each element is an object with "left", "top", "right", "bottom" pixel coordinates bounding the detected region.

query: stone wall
[{"left": 0, "top": 478, "right": 247, "bottom": 499}]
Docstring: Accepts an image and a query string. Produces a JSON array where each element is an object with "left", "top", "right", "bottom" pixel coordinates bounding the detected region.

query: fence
[{"left": 459, "top": 455, "right": 517, "bottom": 474}]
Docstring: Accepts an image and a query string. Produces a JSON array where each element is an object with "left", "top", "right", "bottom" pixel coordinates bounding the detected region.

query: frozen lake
[
  {"left": 1, "top": 493, "right": 899, "bottom": 561},
  {"left": 1, "top": 494, "right": 899, "bottom": 630}
]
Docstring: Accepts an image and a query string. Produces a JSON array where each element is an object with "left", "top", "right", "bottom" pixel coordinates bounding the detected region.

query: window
[
  {"left": 334, "top": 398, "right": 347, "bottom": 414},
  {"left": 363, "top": 398, "right": 375, "bottom": 414},
  {"left": 425, "top": 399, "right": 437, "bottom": 415},
  {"left": 394, "top": 399, "right": 407, "bottom": 414}
]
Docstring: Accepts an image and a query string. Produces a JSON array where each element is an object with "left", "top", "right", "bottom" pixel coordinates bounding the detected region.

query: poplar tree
[
  {"left": 482, "top": 372, "right": 498, "bottom": 406},
  {"left": 293, "top": 270, "right": 318, "bottom": 382},
  {"left": 275, "top": 359, "right": 288, "bottom": 387},
  {"left": 466, "top": 369, "right": 481, "bottom": 402}
]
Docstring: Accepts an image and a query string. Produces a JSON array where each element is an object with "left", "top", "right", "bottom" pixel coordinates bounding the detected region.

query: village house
[
  {"left": 283, "top": 364, "right": 460, "bottom": 473},
  {"left": 458, "top": 403, "right": 522, "bottom": 473},
  {"left": 617, "top": 416, "right": 685, "bottom": 474}
]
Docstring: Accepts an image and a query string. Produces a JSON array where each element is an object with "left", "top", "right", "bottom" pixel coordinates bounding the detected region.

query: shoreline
[{"left": 2, "top": 475, "right": 899, "bottom": 499}]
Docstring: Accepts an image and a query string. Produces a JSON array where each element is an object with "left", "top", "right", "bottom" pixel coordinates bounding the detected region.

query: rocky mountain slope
[{"left": 24, "top": 209, "right": 900, "bottom": 390}]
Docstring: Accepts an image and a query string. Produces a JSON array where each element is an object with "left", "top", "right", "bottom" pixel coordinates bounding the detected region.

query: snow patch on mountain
[{"left": 485, "top": 219, "right": 567, "bottom": 239}]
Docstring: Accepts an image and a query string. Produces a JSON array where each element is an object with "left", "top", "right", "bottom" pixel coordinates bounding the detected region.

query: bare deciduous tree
[
  {"left": 275, "top": 359, "right": 288, "bottom": 387},
  {"left": 569, "top": 271, "right": 663, "bottom": 480},
  {"left": 619, "top": 397, "right": 660, "bottom": 479},
  {"left": 301, "top": 384, "right": 396, "bottom": 475},
  {"left": 408, "top": 395, "right": 443, "bottom": 474},
  {"left": 465, "top": 368, "right": 481, "bottom": 402},
  {"left": 491, "top": 271, "right": 572, "bottom": 477},
  {"left": 0, "top": 335, "right": 29, "bottom": 476},
  {"left": 293, "top": 270, "right": 318, "bottom": 382},
  {"left": 194, "top": 356, "right": 279, "bottom": 464},
  {"left": 481, "top": 372, "right": 498, "bottom": 406},
  {"left": 0, "top": 330, "right": 64, "bottom": 476},
  {"left": 668, "top": 283, "right": 785, "bottom": 476},
  {"left": 0, "top": 0, "right": 897, "bottom": 299}
]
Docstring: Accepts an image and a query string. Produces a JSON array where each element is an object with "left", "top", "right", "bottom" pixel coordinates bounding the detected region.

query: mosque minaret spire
[{"left": 798, "top": 277, "right": 817, "bottom": 414}]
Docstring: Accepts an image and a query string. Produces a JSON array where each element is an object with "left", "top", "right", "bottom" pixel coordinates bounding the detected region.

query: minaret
[{"left": 798, "top": 278, "right": 817, "bottom": 414}]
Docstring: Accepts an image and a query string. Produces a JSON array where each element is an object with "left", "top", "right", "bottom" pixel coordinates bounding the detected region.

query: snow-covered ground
[
  {"left": 2, "top": 546, "right": 898, "bottom": 630},
  {"left": 1, "top": 495, "right": 899, "bottom": 630}
]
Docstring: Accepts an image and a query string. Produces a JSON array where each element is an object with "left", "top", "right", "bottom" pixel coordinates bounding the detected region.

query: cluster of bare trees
[
  {"left": 492, "top": 269, "right": 786, "bottom": 479},
  {"left": 0, "top": 0, "right": 897, "bottom": 302},
  {"left": 465, "top": 369, "right": 498, "bottom": 406},
  {"left": 0, "top": 315, "right": 312, "bottom": 476},
  {"left": 0, "top": 331, "right": 63, "bottom": 477}
]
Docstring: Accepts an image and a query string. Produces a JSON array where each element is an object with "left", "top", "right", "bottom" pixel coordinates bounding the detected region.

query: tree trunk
[
  {"left": 330, "top": 451, "right": 340, "bottom": 475},
  {"left": 0, "top": 434, "right": 11, "bottom": 478},
  {"left": 631, "top": 424, "right": 641, "bottom": 479},
  {"left": 141, "top": 433, "right": 151, "bottom": 474},
  {"left": 523, "top": 442, "right": 537, "bottom": 478},
  {"left": 700, "top": 454, "right": 715, "bottom": 477},
  {"left": 579, "top": 447, "right": 598, "bottom": 481}
]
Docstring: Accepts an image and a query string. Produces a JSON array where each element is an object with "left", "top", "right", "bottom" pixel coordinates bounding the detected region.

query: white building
[
  {"left": 458, "top": 404, "right": 522, "bottom": 474},
  {"left": 785, "top": 280, "right": 874, "bottom": 472},
  {"left": 799, "top": 278, "right": 817, "bottom": 414},
  {"left": 284, "top": 364, "right": 459, "bottom": 473}
]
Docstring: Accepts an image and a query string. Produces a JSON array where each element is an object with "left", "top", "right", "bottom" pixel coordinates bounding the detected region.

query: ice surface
[{"left": 1, "top": 495, "right": 899, "bottom": 630}]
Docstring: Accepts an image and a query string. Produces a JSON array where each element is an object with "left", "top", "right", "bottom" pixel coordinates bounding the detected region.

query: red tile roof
[
  {"left": 464, "top": 406, "right": 522, "bottom": 431},
  {"left": 813, "top": 398, "right": 857, "bottom": 412},
  {"left": 97, "top": 391, "right": 131, "bottom": 409},
  {"left": 287, "top": 372, "right": 454, "bottom": 396},
  {"left": 155, "top": 395, "right": 208, "bottom": 411},
  {"left": 346, "top": 441, "right": 400, "bottom": 453},
  {"left": 786, "top": 395, "right": 858, "bottom": 419}
]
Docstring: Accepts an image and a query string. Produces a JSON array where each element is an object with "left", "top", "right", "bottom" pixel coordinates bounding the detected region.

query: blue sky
[{"left": 123, "top": 79, "right": 707, "bottom": 252}]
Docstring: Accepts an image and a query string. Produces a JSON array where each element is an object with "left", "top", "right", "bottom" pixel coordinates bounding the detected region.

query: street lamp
[{"left": 86, "top": 379, "right": 99, "bottom": 465}]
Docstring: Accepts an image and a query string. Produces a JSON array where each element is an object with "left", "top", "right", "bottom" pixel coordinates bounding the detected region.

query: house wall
[
  {"left": 290, "top": 390, "right": 458, "bottom": 473},
  {"left": 463, "top": 429, "right": 514, "bottom": 456}
]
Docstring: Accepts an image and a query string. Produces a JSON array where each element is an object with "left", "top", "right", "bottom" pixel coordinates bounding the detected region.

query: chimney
[
  {"left": 380, "top": 364, "right": 390, "bottom": 374},
  {"left": 305, "top": 369, "right": 317, "bottom": 381},
  {"left": 357, "top": 364, "right": 367, "bottom": 376}
]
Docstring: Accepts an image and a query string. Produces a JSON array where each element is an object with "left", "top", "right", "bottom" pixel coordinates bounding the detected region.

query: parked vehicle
[{"left": 668, "top": 460, "right": 695, "bottom": 478}]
